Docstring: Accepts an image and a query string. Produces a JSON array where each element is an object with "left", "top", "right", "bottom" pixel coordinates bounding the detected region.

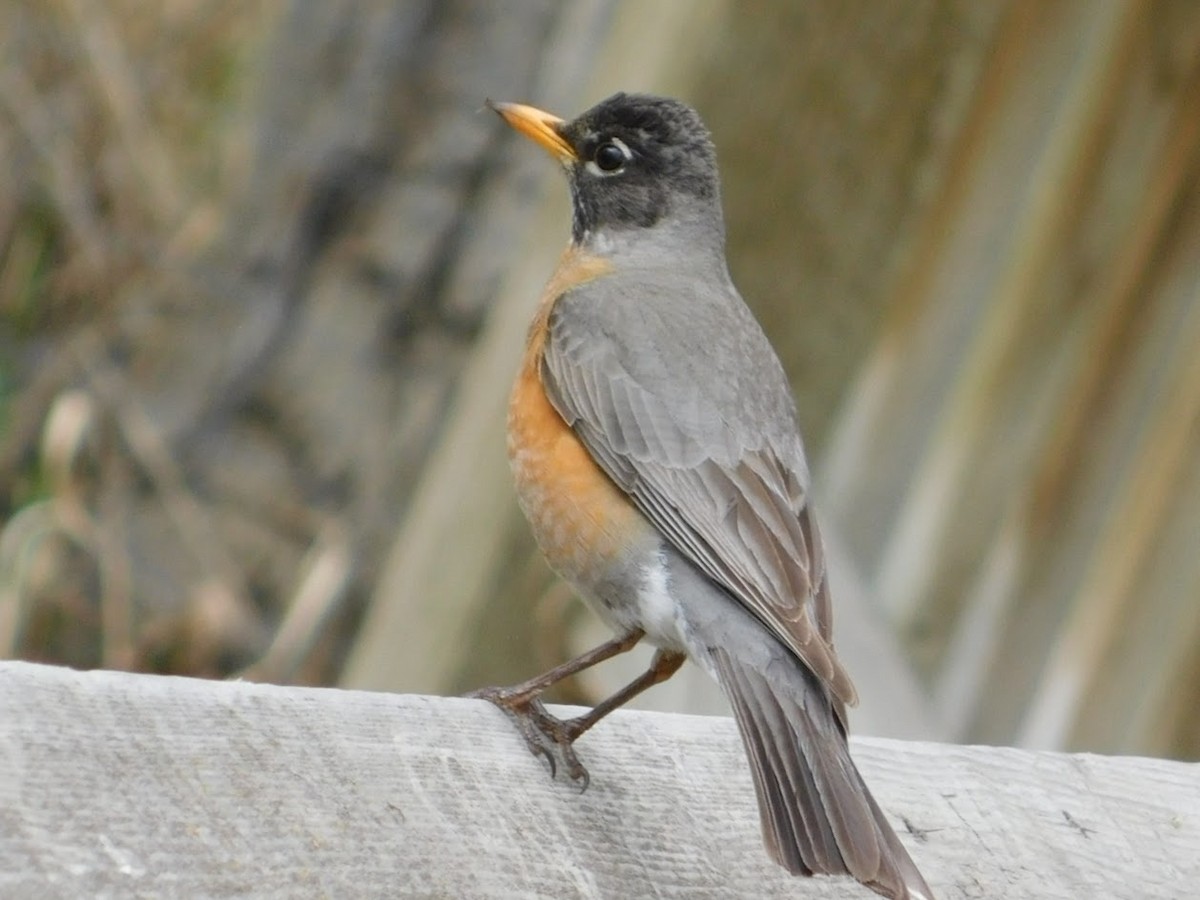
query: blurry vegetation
[
  {"left": 0, "top": 1, "right": 273, "bottom": 676},
  {"left": 0, "top": 0, "right": 583, "bottom": 690}
]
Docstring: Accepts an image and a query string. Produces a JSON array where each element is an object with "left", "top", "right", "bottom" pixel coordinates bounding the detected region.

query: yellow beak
[{"left": 487, "top": 100, "right": 578, "bottom": 163}]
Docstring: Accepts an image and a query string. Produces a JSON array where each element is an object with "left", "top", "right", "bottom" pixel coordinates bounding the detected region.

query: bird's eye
[{"left": 594, "top": 141, "right": 627, "bottom": 172}]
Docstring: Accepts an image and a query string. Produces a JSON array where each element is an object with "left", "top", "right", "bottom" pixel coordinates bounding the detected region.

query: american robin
[{"left": 472, "top": 92, "right": 935, "bottom": 900}]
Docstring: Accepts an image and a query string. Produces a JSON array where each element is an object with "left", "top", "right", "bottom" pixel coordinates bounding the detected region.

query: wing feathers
[{"left": 541, "top": 282, "right": 857, "bottom": 706}]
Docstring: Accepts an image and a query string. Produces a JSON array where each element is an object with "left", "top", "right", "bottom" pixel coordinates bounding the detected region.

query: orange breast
[{"left": 507, "top": 248, "right": 646, "bottom": 581}]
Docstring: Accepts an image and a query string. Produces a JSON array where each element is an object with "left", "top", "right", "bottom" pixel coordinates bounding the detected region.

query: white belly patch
[{"left": 636, "top": 553, "right": 687, "bottom": 651}]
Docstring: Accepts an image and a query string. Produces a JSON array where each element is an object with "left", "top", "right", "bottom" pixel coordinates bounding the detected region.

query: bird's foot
[{"left": 468, "top": 685, "right": 591, "bottom": 790}]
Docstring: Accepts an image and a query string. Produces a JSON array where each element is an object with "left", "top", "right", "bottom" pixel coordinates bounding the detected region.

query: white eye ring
[{"left": 585, "top": 136, "right": 631, "bottom": 176}]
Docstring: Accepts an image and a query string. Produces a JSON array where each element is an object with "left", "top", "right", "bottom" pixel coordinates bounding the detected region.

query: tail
[{"left": 709, "top": 646, "right": 935, "bottom": 900}]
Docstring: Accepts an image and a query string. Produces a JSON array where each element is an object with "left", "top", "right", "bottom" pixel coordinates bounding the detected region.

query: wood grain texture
[{"left": 1, "top": 662, "right": 1196, "bottom": 899}]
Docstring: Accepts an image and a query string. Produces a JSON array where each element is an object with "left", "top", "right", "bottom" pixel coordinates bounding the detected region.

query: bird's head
[{"left": 489, "top": 92, "right": 724, "bottom": 250}]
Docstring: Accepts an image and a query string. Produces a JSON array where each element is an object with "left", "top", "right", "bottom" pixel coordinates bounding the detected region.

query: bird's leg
[
  {"left": 468, "top": 629, "right": 643, "bottom": 783},
  {"left": 536, "top": 648, "right": 685, "bottom": 788},
  {"left": 556, "top": 648, "right": 685, "bottom": 743},
  {"left": 471, "top": 629, "right": 644, "bottom": 704},
  {"left": 469, "top": 632, "right": 685, "bottom": 789}
]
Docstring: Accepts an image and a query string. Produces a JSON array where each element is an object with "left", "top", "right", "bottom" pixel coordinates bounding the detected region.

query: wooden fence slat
[{"left": 0, "top": 662, "right": 1196, "bottom": 899}]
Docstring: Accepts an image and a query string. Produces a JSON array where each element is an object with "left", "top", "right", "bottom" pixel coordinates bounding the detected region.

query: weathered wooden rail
[{"left": 1, "top": 662, "right": 1195, "bottom": 898}]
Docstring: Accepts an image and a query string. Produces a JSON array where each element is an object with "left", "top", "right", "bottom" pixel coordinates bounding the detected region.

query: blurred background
[{"left": 1, "top": 1, "right": 1197, "bottom": 761}]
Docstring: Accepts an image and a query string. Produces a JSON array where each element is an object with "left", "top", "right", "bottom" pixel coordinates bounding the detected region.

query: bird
[{"left": 471, "top": 92, "right": 935, "bottom": 900}]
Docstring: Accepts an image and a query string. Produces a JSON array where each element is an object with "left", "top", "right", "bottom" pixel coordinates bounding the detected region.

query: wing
[{"left": 541, "top": 268, "right": 857, "bottom": 708}]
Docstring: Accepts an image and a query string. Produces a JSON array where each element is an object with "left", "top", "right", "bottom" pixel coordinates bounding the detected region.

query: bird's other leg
[
  {"left": 556, "top": 647, "right": 685, "bottom": 744},
  {"left": 469, "top": 629, "right": 644, "bottom": 784},
  {"left": 470, "top": 632, "right": 685, "bottom": 789},
  {"left": 540, "top": 648, "right": 685, "bottom": 789}
]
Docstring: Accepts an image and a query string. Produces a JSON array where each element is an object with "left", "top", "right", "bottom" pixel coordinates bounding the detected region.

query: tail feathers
[{"left": 711, "top": 648, "right": 935, "bottom": 900}]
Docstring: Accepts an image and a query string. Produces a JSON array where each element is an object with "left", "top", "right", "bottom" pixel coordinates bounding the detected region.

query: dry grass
[{"left": 0, "top": 1, "right": 279, "bottom": 676}]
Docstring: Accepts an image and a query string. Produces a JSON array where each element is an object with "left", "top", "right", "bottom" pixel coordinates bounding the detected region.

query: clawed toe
[{"left": 469, "top": 688, "right": 593, "bottom": 789}]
